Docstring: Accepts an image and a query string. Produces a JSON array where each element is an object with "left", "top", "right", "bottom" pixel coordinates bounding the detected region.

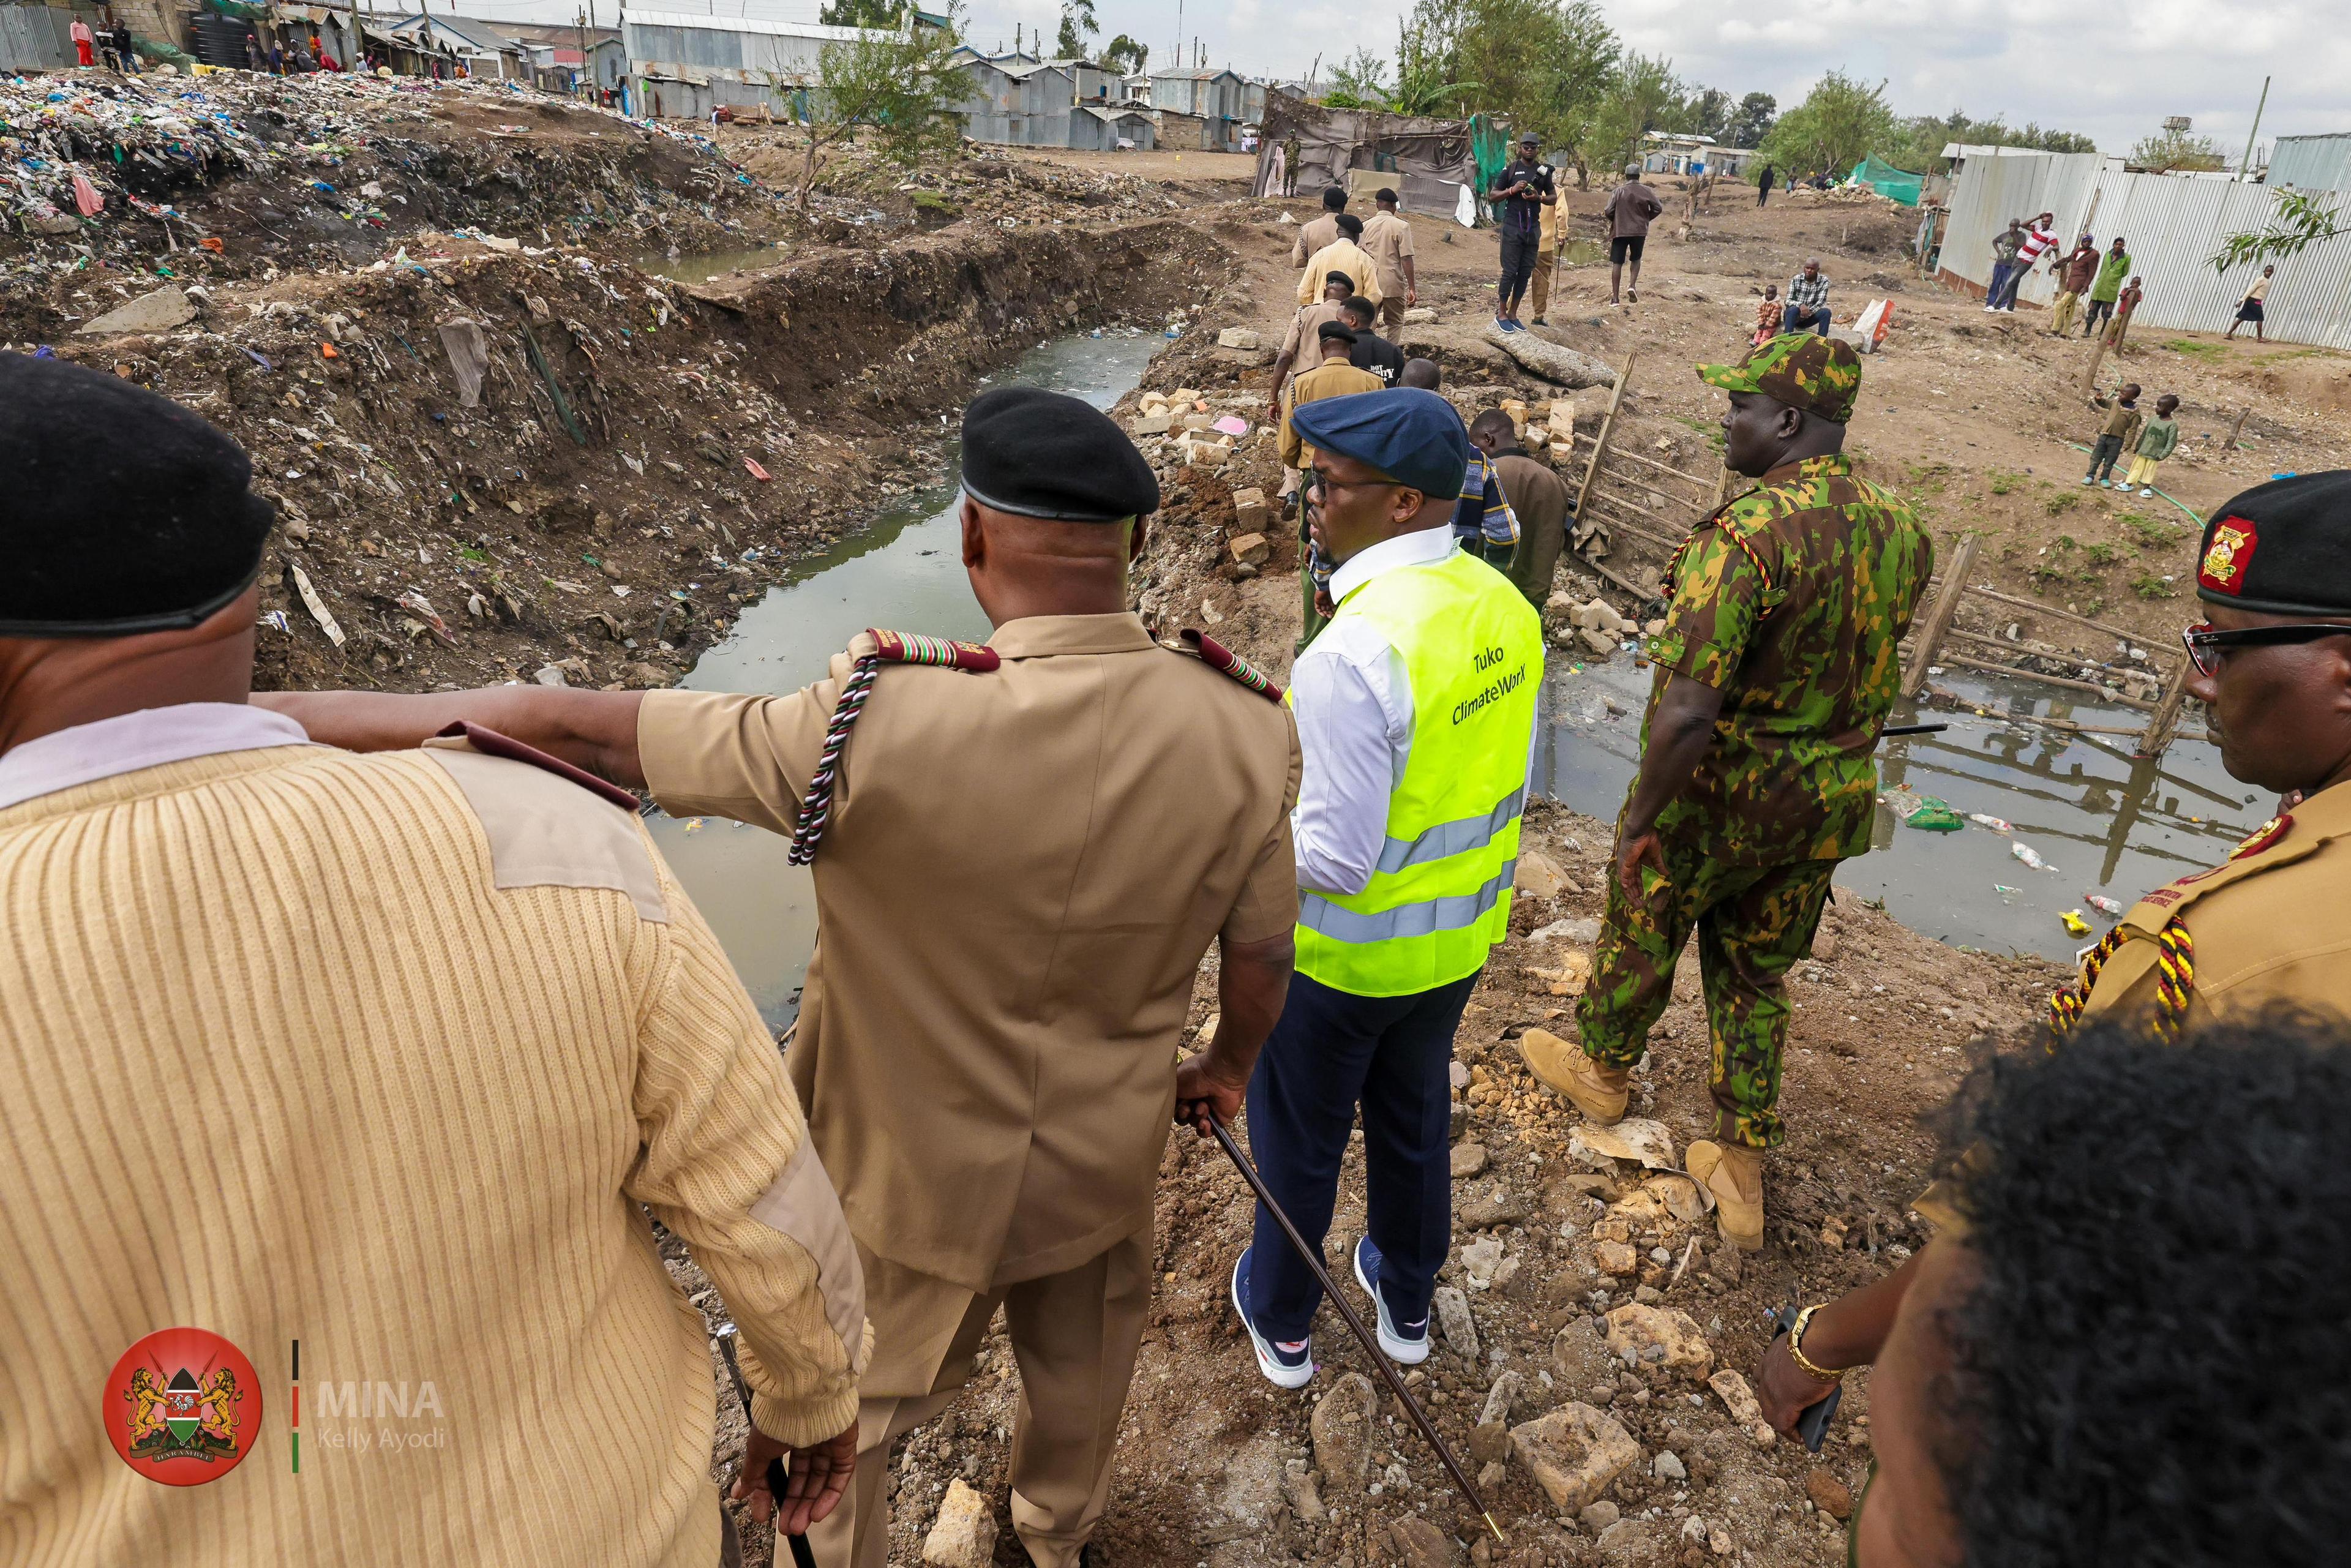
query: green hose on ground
[{"left": 2062, "top": 441, "right": 2204, "bottom": 525}]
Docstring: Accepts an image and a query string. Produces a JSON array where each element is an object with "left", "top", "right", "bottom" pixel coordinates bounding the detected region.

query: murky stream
[{"left": 647, "top": 330, "right": 2256, "bottom": 1022}]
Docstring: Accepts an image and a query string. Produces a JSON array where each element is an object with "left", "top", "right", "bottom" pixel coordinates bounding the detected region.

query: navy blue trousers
[{"left": 1240, "top": 969, "right": 1480, "bottom": 1343}]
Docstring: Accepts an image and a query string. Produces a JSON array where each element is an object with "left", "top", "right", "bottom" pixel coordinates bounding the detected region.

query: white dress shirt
[
  {"left": 0, "top": 702, "right": 312, "bottom": 811},
  {"left": 1290, "top": 526, "right": 1540, "bottom": 896}
]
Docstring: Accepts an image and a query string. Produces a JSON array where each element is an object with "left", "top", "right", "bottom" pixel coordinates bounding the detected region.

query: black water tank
[{"left": 189, "top": 13, "right": 255, "bottom": 69}]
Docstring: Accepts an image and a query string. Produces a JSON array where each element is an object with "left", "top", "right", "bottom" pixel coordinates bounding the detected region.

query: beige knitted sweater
[{"left": 0, "top": 740, "right": 868, "bottom": 1567}]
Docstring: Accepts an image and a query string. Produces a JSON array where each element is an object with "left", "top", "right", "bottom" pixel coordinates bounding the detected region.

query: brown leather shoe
[
  {"left": 1517, "top": 1027, "right": 1629, "bottom": 1123},
  {"left": 1687, "top": 1141, "right": 1764, "bottom": 1252}
]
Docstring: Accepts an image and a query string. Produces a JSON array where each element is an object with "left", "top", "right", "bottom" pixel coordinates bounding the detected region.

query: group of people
[
  {"left": 239, "top": 31, "right": 353, "bottom": 75},
  {"left": 1483, "top": 136, "right": 1669, "bottom": 322},
  {"left": 6, "top": 187, "right": 2351, "bottom": 1566},
  {"left": 1752, "top": 164, "right": 1834, "bottom": 206},
  {"left": 66, "top": 13, "right": 137, "bottom": 72}
]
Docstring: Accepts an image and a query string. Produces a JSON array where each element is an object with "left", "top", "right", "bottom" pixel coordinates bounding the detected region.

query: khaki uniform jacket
[
  {"left": 1359, "top": 209, "right": 1415, "bottom": 297},
  {"left": 1291, "top": 212, "right": 1340, "bottom": 268},
  {"left": 1281, "top": 360, "right": 1386, "bottom": 467},
  {"left": 639, "top": 615, "right": 1300, "bottom": 1291},
  {"left": 1297, "top": 238, "right": 1385, "bottom": 307},
  {"left": 2084, "top": 778, "right": 2351, "bottom": 1028}
]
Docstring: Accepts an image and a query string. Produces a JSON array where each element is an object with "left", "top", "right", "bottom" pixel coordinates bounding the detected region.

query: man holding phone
[{"left": 1487, "top": 132, "right": 1555, "bottom": 333}]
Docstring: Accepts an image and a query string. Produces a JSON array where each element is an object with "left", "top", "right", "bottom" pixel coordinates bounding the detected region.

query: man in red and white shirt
[{"left": 1997, "top": 212, "right": 2057, "bottom": 312}]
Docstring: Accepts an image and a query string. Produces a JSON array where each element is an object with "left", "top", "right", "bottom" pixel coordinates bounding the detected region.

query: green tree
[
  {"left": 1758, "top": 70, "right": 1894, "bottom": 180},
  {"left": 1526, "top": 0, "right": 1619, "bottom": 186},
  {"left": 2129, "top": 125, "right": 2227, "bottom": 172},
  {"left": 1054, "top": 0, "right": 1096, "bottom": 59},
  {"left": 1582, "top": 51, "right": 1679, "bottom": 178},
  {"left": 2213, "top": 189, "right": 2347, "bottom": 270},
  {"left": 1100, "top": 33, "right": 1147, "bottom": 75},
  {"left": 791, "top": 26, "right": 968, "bottom": 212},
  {"left": 1723, "top": 91, "right": 1775, "bottom": 148},
  {"left": 1669, "top": 85, "right": 1730, "bottom": 141},
  {"left": 817, "top": 0, "right": 906, "bottom": 24},
  {"left": 1324, "top": 45, "right": 1390, "bottom": 107}
]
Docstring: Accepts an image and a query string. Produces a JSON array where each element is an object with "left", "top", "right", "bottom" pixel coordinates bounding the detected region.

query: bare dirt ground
[{"left": 18, "top": 91, "right": 2336, "bottom": 1564}]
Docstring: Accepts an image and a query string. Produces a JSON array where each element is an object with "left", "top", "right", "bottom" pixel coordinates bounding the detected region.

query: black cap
[
  {"left": 2196, "top": 471, "right": 2351, "bottom": 615},
  {"left": 959, "top": 386, "right": 1159, "bottom": 522},
  {"left": 1317, "top": 321, "right": 1359, "bottom": 345},
  {"left": 0, "top": 353, "right": 275, "bottom": 637}
]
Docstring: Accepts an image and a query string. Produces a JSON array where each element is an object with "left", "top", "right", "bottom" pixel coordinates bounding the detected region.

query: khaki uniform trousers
[
  {"left": 798, "top": 1229, "right": 1151, "bottom": 1568},
  {"left": 1529, "top": 246, "right": 1557, "bottom": 320}
]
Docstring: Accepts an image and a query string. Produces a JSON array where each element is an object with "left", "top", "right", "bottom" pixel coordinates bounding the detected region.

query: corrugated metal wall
[
  {"left": 2270, "top": 133, "right": 2351, "bottom": 193},
  {"left": 1940, "top": 152, "right": 2351, "bottom": 348},
  {"left": 0, "top": 4, "right": 100, "bottom": 70}
]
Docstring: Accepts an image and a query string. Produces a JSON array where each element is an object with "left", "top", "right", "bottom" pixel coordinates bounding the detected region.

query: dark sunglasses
[{"left": 2181, "top": 620, "right": 2351, "bottom": 678}]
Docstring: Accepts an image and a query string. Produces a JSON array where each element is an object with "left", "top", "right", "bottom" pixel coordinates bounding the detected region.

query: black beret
[
  {"left": 0, "top": 353, "right": 274, "bottom": 637},
  {"left": 2195, "top": 471, "right": 2351, "bottom": 616},
  {"left": 1322, "top": 269, "right": 1356, "bottom": 295},
  {"left": 959, "top": 385, "right": 1159, "bottom": 523},
  {"left": 1317, "top": 321, "right": 1359, "bottom": 344}
]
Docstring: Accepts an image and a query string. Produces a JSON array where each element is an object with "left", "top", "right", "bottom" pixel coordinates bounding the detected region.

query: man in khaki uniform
[
  {"left": 1291, "top": 183, "right": 1345, "bottom": 267},
  {"left": 266, "top": 386, "right": 1303, "bottom": 1568},
  {"left": 1528, "top": 165, "right": 1566, "bottom": 324},
  {"left": 1360, "top": 186, "right": 1417, "bottom": 335},
  {"left": 1298, "top": 211, "right": 1385, "bottom": 310},
  {"left": 2047, "top": 471, "right": 2351, "bottom": 1035}
]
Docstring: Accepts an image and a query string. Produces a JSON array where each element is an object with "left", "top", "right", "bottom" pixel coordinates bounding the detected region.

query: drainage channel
[
  {"left": 1538, "top": 658, "right": 2262, "bottom": 961},
  {"left": 643, "top": 330, "right": 1166, "bottom": 1025}
]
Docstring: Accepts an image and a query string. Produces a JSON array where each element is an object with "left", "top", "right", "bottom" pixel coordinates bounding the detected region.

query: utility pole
[
  {"left": 575, "top": 5, "right": 586, "bottom": 97},
  {"left": 2238, "top": 75, "right": 2271, "bottom": 182}
]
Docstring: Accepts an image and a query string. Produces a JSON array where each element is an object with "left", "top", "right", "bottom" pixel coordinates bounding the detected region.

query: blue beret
[
  {"left": 961, "top": 385, "right": 1159, "bottom": 522},
  {"left": 1289, "top": 388, "right": 1468, "bottom": 500}
]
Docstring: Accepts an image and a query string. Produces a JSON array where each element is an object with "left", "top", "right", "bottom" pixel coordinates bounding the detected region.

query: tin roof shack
[
  {"left": 1153, "top": 108, "right": 1212, "bottom": 152},
  {"left": 1150, "top": 67, "right": 1244, "bottom": 149},
  {"left": 1041, "top": 56, "right": 1114, "bottom": 103},
  {"left": 1252, "top": 94, "right": 1482, "bottom": 222},
  {"left": 1119, "top": 71, "right": 1151, "bottom": 105},
  {"left": 949, "top": 56, "right": 1074, "bottom": 145},
  {"left": 380, "top": 13, "right": 527, "bottom": 77},
  {"left": 1073, "top": 104, "right": 1155, "bottom": 151},
  {"left": 490, "top": 21, "right": 622, "bottom": 93},
  {"left": 2270, "top": 133, "right": 2351, "bottom": 193},
  {"left": 624, "top": 11, "right": 895, "bottom": 120}
]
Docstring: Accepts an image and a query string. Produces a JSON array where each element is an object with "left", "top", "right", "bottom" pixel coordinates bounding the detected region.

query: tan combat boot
[
  {"left": 1687, "top": 1141, "right": 1765, "bottom": 1253},
  {"left": 1517, "top": 1027, "right": 1629, "bottom": 1124}
]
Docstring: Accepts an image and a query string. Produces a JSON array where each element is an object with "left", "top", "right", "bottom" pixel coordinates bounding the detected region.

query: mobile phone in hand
[{"left": 1769, "top": 1305, "right": 1843, "bottom": 1454}]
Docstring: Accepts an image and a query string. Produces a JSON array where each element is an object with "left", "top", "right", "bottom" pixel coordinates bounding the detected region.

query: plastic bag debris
[
  {"left": 2009, "top": 842, "right": 2055, "bottom": 872},
  {"left": 1904, "top": 796, "right": 1964, "bottom": 831},
  {"left": 2060, "top": 910, "right": 2091, "bottom": 937}
]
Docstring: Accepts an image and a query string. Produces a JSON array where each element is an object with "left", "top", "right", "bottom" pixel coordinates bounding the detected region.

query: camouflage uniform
[{"left": 1576, "top": 336, "right": 1933, "bottom": 1149}]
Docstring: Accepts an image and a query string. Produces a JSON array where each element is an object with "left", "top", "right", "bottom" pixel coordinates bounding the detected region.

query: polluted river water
[{"left": 645, "top": 331, "right": 2259, "bottom": 1023}]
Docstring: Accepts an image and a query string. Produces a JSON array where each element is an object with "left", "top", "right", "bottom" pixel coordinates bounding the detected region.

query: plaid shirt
[
  {"left": 1786, "top": 271, "right": 1830, "bottom": 312},
  {"left": 1307, "top": 454, "right": 1520, "bottom": 594}
]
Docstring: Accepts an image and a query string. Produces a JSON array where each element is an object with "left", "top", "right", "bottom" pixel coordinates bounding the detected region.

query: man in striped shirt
[{"left": 1993, "top": 212, "right": 2055, "bottom": 312}]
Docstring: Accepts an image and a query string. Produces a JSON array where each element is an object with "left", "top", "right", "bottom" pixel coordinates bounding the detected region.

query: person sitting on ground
[
  {"left": 1292, "top": 184, "right": 1347, "bottom": 269},
  {"left": 1783, "top": 258, "right": 1831, "bottom": 336},
  {"left": 1752, "top": 283, "right": 1782, "bottom": 346},
  {"left": 1469, "top": 408, "right": 1570, "bottom": 607},
  {"left": 2121, "top": 392, "right": 2180, "bottom": 496},
  {"left": 0, "top": 354, "right": 868, "bottom": 1564},
  {"left": 2226, "top": 264, "right": 2276, "bottom": 342},
  {"left": 2082, "top": 382, "right": 2142, "bottom": 486},
  {"left": 1298, "top": 212, "right": 1384, "bottom": 312},
  {"left": 1758, "top": 1010, "right": 2351, "bottom": 1566},
  {"left": 1340, "top": 296, "right": 1404, "bottom": 385},
  {"left": 1602, "top": 162, "right": 1663, "bottom": 307}
]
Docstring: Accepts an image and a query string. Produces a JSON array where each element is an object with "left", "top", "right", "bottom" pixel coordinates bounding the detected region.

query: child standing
[
  {"left": 2122, "top": 394, "right": 2180, "bottom": 495},
  {"left": 2082, "top": 383, "right": 2143, "bottom": 487},
  {"left": 1752, "top": 284, "right": 1780, "bottom": 345}
]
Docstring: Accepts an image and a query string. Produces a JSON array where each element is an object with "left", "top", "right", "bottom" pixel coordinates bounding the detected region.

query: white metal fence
[{"left": 1939, "top": 151, "right": 2351, "bottom": 350}]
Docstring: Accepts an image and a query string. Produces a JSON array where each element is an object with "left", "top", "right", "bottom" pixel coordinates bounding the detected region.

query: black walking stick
[
  {"left": 715, "top": 1324, "right": 821, "bottom": 1568},
  {"left": 1203, "top": 1112, "right": 1506, "bottom": 1544}
]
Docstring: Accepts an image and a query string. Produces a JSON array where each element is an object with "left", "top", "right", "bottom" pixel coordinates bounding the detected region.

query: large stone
[
  {"left": 1578, "top": 626, "right": 1619, "bottom": 658},
  {"left": 1459, "top": 1187, "right": 1529, "bottom": 1230},
  {"left": 1468, "top": 1420, "right": 1512, "bottom": 1465},
  {"left": 1434, "top": 1285, "right": 1480, "bottom": 1359},
  {"left": 1509, "top": 1403, "right": 1643, "bottom": 1512},
  {"left": 1229, "top": 532, "right": 1270, "bottom": 566},
  {"left": 921, "top": 1479, "right": 996, "bottom": 1568},
  {"left": 1479, "top": 1369, "right": 1524, "bottom": 1426},
  {"left": 1450, "top": 1142, "right": 1490, "bottom": 1179},
  {"left": 1217, "top": 326, "right": 1262, "bottom": 350},
  {"left": 1552, "top": 1318, "right": 1615, "bottom": 1392},
  {"left": 1283, "top": 1459, "right": 1326, "bottom": 1521},
  {"left": 1594, "top": 1239, "right": 1640, "bottom": 1277},
  {"left": 1231, "top": 486, "right": 1267, "bottom": 532},
  {"left": 1402, "top": 306, "right": 1438, "bottom": 323},
  {"left": 1706, "top": 1368, "right": 1773, "bottom": 1442},
  {"left": 1459, "top": 1234, "right": 1504, "bottom": 1286},
  {"left": 1594, "top": 1519, "right": 1670, "bottom": 1567},
  {"left": 1604, "top": 1304, "right": 1714, "bottom": 1383},
  {"left": 1130, "top": 412, "right": 1174, "bottom": 435},
  {"left": 1311, "top": 1371, "right": 1378, "bottom": 1487},
  {"left": 1517, "top": 850, "right": 1569, "bottom": 899},
  {"left": 78, "top": 285, "right": 197, "bottom": 336},
  {"left": 1479, "top": 322, "right": 1618, "bottom": 388},
  {"left": 1215, "top": 344, "right": 1273, "bottom": 367},
  {"left": 1392, "top": 1515, "right": 1465, "bottom": 1568},
  {"left": 1569, "top": 1118, "right": 1677, "bottom": 1171},
  {"left": 1808, "top": 1469, "right": 1855, "bottom": 1520}
]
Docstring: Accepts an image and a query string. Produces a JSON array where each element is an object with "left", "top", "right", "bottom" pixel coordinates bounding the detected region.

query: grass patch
[
  {"left": 1986, "top": 468, "right": 2025, "bottom": 495},
  {"left": 2118, "top": 512, "right": 2177, "bottom": 549},
  {"left": 2163, "top": 339, "right": 2225, "bottom": 362},
  {"left": 1905, "top": 462, "right": 1953, "bottom": 494},
  {"left": 2083, "top": 541, "right": 2121, "bottom": 566},
  {"left": 2045, "top": 492, "right": 2080, "bottom": 516},
  {"left": 2133, "top": 574, "right": 2178, "bottom": 599}
]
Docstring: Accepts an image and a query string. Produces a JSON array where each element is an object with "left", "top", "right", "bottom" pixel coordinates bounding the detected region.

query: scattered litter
[
  {"left": 1966, "top": 812, "right": 2014, "bottom": 833},
  {"left": 2060, "top": 910, "right": 2091, "bottom": 937},
  {"left": 1991, "top": 883, "right": 2021, "bottom": 902},
  {"left": 743, "top": 457, "right": 772, "bottom": 481},
  {"left": 1903, "top": 796, "right": 1964, "bottom": 832},
  {"left": 2085, "top": 893, "right": 2126, "bottom": 917},
  {"left": 285, "top": 562, "right": 343, "bottom": 648},
  {"left": 2009, "top": 842, "right": 2055, "bottom": 872}
]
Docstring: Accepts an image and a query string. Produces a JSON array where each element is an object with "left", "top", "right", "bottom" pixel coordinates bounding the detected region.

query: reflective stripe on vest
[{"left": 1294, "top": 547, "right": 1544, "bottom": 998}]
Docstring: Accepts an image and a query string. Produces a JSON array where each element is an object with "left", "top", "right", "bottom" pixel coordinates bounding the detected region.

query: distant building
[
  {"left": 2269, "top": 132, "right": 2351, "bottom": 193},
  {"left": 622, "top": 10, "right": 893, "bottom": 121},
  {"left": 948, "top": 56, "right": 1073, "bottom": 146},
  {"left": 487, "top": 20, "right": 624, "bottom": 96},
  {"left": 1147, "top": 67, "right": 1245, "bottom": 150},
  {"left": 1073, "top": 105, "right": 1156, "bottom": 151},
  {"left": 378, "top": 13, "right": 528, "bottom": 78},
  {"left": 1039, "top": 56, "right": 1114, "bottom": 103}
]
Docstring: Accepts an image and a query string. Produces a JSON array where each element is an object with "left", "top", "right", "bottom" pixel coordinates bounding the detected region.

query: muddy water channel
[
  {"left": 647, "top": 330, "right": 2254, "bottom": 1019},
  {"left": 644, "top": 331, "right": 1165, "bottom": 1024},
  {"left": 1539, "top": 660, "right": 2263, "bottom": 961}
]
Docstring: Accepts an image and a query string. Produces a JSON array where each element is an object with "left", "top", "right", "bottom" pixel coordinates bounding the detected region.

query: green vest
[{"left": 1295, "top": 547, "right": 1545, "bottom": 997}]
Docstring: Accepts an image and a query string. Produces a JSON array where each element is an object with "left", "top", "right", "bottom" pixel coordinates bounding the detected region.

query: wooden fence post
[
  {"left": 1901, "top": 533, "right": 1979, "bottom": 699},
  {"left": 2077, "top": 331, "right": 2110, "bottom": 396},
  {"left": 1574, "top": 351, "right": 1633, "bottom": 524},
  {"left": 2137, "top": 650, "right": 2195, "bottom": 757}
]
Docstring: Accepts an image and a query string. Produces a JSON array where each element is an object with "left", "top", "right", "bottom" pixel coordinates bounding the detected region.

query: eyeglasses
[
  {"left": 1305, "top": 473, "right": 1402, "bottom": 498},
  {"left": 2181, "top": 620, "right": 2351, "bottom": 678}
]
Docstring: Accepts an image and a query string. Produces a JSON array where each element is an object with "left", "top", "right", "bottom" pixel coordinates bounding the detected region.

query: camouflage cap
[{"left": 1696, "top": 334, "right": 1863, "bottom": 424}]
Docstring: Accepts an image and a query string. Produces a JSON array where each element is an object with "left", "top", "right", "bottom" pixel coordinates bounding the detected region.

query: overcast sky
[{"left": 441, "top": 0, "right": 2346, "bottom": 159}]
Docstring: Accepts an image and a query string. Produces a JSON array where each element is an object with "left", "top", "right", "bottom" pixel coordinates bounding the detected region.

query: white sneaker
[
  {"left": 1231, "top": 1253, "right": 1314, "bottom": 1389},
  {"left": 2139, "top": 486, "right": 2156, "bottom": 496},
  {"left": 1352, "top": 1237, "right": 1430, "bottom": 1365}
]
